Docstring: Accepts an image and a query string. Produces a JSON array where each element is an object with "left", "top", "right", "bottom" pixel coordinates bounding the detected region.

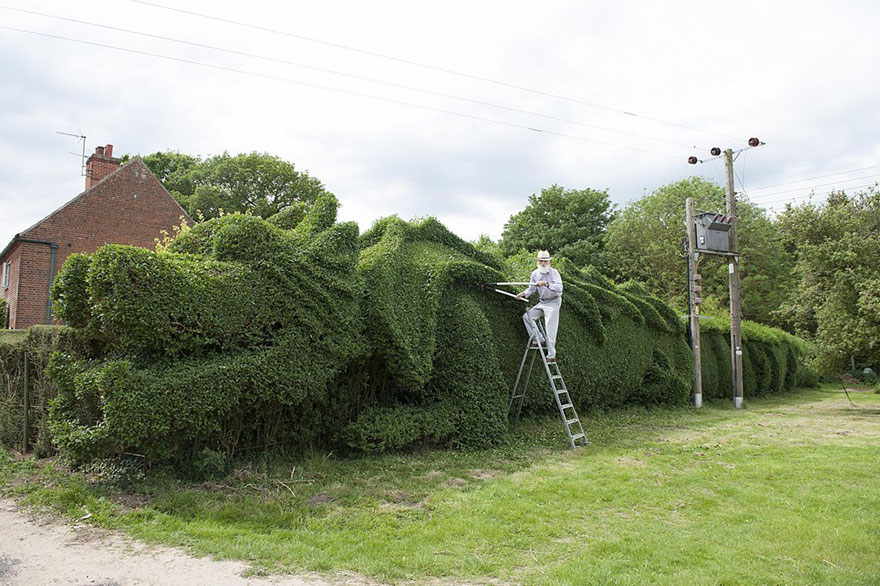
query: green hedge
[
  {"left": 698, "top": 317, "right": 815, "bottom": 398},
  {"left": 0, "top": 326, "right": 90, "bottom": 455},
  {"left": 343, "top": 217, "right": 508, "bottom": 450},
  {"left": 47, "top": 196, "right": 370, "bottom": 463},
  {"left": 0, "top": 332, "right": 25, "bottom": 449},
  {"left": 32, "top": 205, "right": 812, "bottom": 465},
  {"left": 340, "top": 219, "right": 691, "bottom": 451}
]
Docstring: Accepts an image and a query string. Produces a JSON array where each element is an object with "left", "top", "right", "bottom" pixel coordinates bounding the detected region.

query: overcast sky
[{"left": 1, "top": 0, "right": 878, "bottom": 250}]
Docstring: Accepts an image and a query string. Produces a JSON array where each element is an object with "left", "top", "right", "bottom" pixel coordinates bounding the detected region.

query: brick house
[{"left": 1, "top": 144, "right": 191, "bottom": 329}]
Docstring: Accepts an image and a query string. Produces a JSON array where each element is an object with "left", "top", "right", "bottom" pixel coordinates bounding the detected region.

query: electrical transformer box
[{"left": 694, "top": 212, "right": 732, "bottom": 252}]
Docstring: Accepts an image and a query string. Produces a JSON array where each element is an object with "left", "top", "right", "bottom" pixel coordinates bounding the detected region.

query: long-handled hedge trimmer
[{"left": 481, "top": 282, "right": 532, "bottom": 302}]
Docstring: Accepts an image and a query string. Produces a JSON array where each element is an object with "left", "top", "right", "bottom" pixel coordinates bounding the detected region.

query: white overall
[{"left": 523, "top": 296, "right": 562, "bottom": 359}]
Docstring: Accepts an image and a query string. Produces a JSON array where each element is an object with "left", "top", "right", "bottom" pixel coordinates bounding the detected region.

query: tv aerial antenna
[{"left": 57, "top": 131, "right": 87, "bottom": 176}]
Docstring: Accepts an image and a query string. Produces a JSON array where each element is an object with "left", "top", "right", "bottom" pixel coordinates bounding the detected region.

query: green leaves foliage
[
  {"left": 0, "top": 326, "right": 93, "bottom": 455},
  {"left": 141, "top": 150, "right": 332, "bottom": 220},
  {"left": 605, "top": 177, "right": 793, "bottom": 326},
  {"left": 500, "top": 185, "right": 615, "bottom": 269},
  {"left": 48, "top": 195, "right": 368, "bottom": 463},
  {"left": 41, "top": 204, "right": 811, "bottom": 465},
  {"left": 50, "top": 253, "right": 93, "bottom": 329},
  {"left": 697, "top": 317, "right": 814, "bottom": 398},
  {"left": 775, "top": 189, "right": 880, "bottom": 373},
  {"left": 357, "top": 216, "right": 504, "bottom": 393}
]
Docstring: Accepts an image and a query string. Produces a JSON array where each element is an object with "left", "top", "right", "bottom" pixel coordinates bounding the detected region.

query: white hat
[{"left": 537, "top": 250, "right": 552, "bottom": 261}]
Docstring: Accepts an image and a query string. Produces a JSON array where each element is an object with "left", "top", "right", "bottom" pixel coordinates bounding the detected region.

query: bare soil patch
[{"left": 305, "top": 492, "right": 335, "bottom": 506}]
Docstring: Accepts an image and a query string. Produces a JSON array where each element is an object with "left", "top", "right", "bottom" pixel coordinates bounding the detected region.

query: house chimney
[{"left": 85, "top": 144, "right": 122, "bottom": 190}]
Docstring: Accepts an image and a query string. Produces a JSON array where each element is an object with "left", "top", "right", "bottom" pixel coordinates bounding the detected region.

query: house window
[{"left": 1, "top": 261, "right": 9, "bottom": 289}]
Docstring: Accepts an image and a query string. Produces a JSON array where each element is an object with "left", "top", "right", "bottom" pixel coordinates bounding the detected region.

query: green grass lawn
[{"left": 2, "top": 386, "right": 879, "bottom": 585}]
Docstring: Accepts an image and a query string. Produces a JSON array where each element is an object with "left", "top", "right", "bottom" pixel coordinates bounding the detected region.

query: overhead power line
[
  {"left": 746, "top": 163, "right": 880, "bottom": 192},
  {"left": 748, "top": 173, "right": 880, "bottom": 201},
  {"left": 754, "top": 182, "right": 878, "bottom": 207},
  {"left": 0, "top": 4, "right": 704, "bottom": 152},
  {"left": 0, "top": 25, "right": 685, "bottom": 160},
  {"left": 131, "top": 0, "right": 746, "bottom": 143}
]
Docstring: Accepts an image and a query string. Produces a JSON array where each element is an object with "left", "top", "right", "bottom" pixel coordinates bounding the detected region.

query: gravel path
[{"left": 0, "top": 498, "right": 366, "bottom": 586}]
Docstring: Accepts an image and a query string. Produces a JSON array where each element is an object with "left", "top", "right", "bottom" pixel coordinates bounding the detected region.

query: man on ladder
[{"left": 516, "top": 250, "right": 563, "bottom": 363}]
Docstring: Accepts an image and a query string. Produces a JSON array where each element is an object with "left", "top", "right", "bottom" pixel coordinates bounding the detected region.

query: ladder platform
[{"left": 508, "top": 317, "right": 588, "bottom": 450}]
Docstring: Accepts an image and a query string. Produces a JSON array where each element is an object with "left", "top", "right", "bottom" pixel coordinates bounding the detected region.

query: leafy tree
[
  {"left": 471, "top": 235, "right": 504, "bottom": 262},
  {"left": 141, "top": 151, "right": 331, "bottom": 219},
  {"left": 605, "top": 177, "right": 793, "bottom": 326},
  {"left": 499, "top": 185, "right": 615, "bottom": 269},
  {"left": 140, "top": 151, "right": 199, "bottom": 196},
  {"left": 775, "top": 189, "right": 880, "bottom": 373}
]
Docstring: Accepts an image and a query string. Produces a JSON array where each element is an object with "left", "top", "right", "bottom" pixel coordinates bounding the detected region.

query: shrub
[
  {"left": 698, "top": 317, "right": 815, "bottom": 398},
  {"left": 347, "top": 219, "right": 693, "bottom": 449},
  {"left": 51, "top": 253, "right": 93, "bottom": 329},
  {"left": 47, "top": 198, "right": 369, "bottom": 464},
  {"left": 42, "top": 206, "right": 812, "bottom": 464},
  {"left": 0, "top": 334, "right": 24, "bottom": 447},
  {"left": 0, "top": 325, "right": 86, "bottom": 454}
]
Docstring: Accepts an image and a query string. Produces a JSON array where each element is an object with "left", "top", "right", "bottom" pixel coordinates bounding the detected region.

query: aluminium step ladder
[{"left": 507, "top": 319, "right": 588, "bottom": 449}]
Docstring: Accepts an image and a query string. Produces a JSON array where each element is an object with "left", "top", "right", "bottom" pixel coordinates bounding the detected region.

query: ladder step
[{"left": 512, "top": 335, "right": 588, "bottom": 448}]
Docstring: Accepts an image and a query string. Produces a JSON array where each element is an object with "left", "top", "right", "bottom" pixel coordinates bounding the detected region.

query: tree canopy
[
  {"left": 499, "top": 185, "right": 615, "bottom": 269},
  {"left": 775, "top": 189, "right": 880, "bottom": 373},
  {"left": 141, "top": 151, "right": 332, "bottom": 219},
  {"left": 605, "top": 177, "right": 793, "bottom": 326}
]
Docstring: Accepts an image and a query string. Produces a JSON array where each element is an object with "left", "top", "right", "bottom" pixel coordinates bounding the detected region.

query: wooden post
[
  {"left": 685, "top": 198, "right": 703, "bottom": 408},
  {"left": 22, "top": 350, "right": 29, "bottom": 453},
  {"left": 724, "top": 149, "right": 744, "bottom": 408}
]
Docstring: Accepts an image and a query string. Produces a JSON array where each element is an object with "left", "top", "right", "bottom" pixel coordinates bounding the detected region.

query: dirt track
[{"left": 0, "top": 498, "right": 356, "bottom": 586}]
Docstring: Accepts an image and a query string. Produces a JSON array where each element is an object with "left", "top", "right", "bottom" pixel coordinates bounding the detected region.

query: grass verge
[{"left": 2, "top": 385, "right": 879, "bottom": 585}]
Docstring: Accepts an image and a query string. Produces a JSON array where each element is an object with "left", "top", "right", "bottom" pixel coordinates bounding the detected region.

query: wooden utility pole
[
  {"left": 685, "top": 198, "right": 703, "bottom": 408},
  {"left": 723, "top": 149, "right": 744, "bottom": 408}
]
